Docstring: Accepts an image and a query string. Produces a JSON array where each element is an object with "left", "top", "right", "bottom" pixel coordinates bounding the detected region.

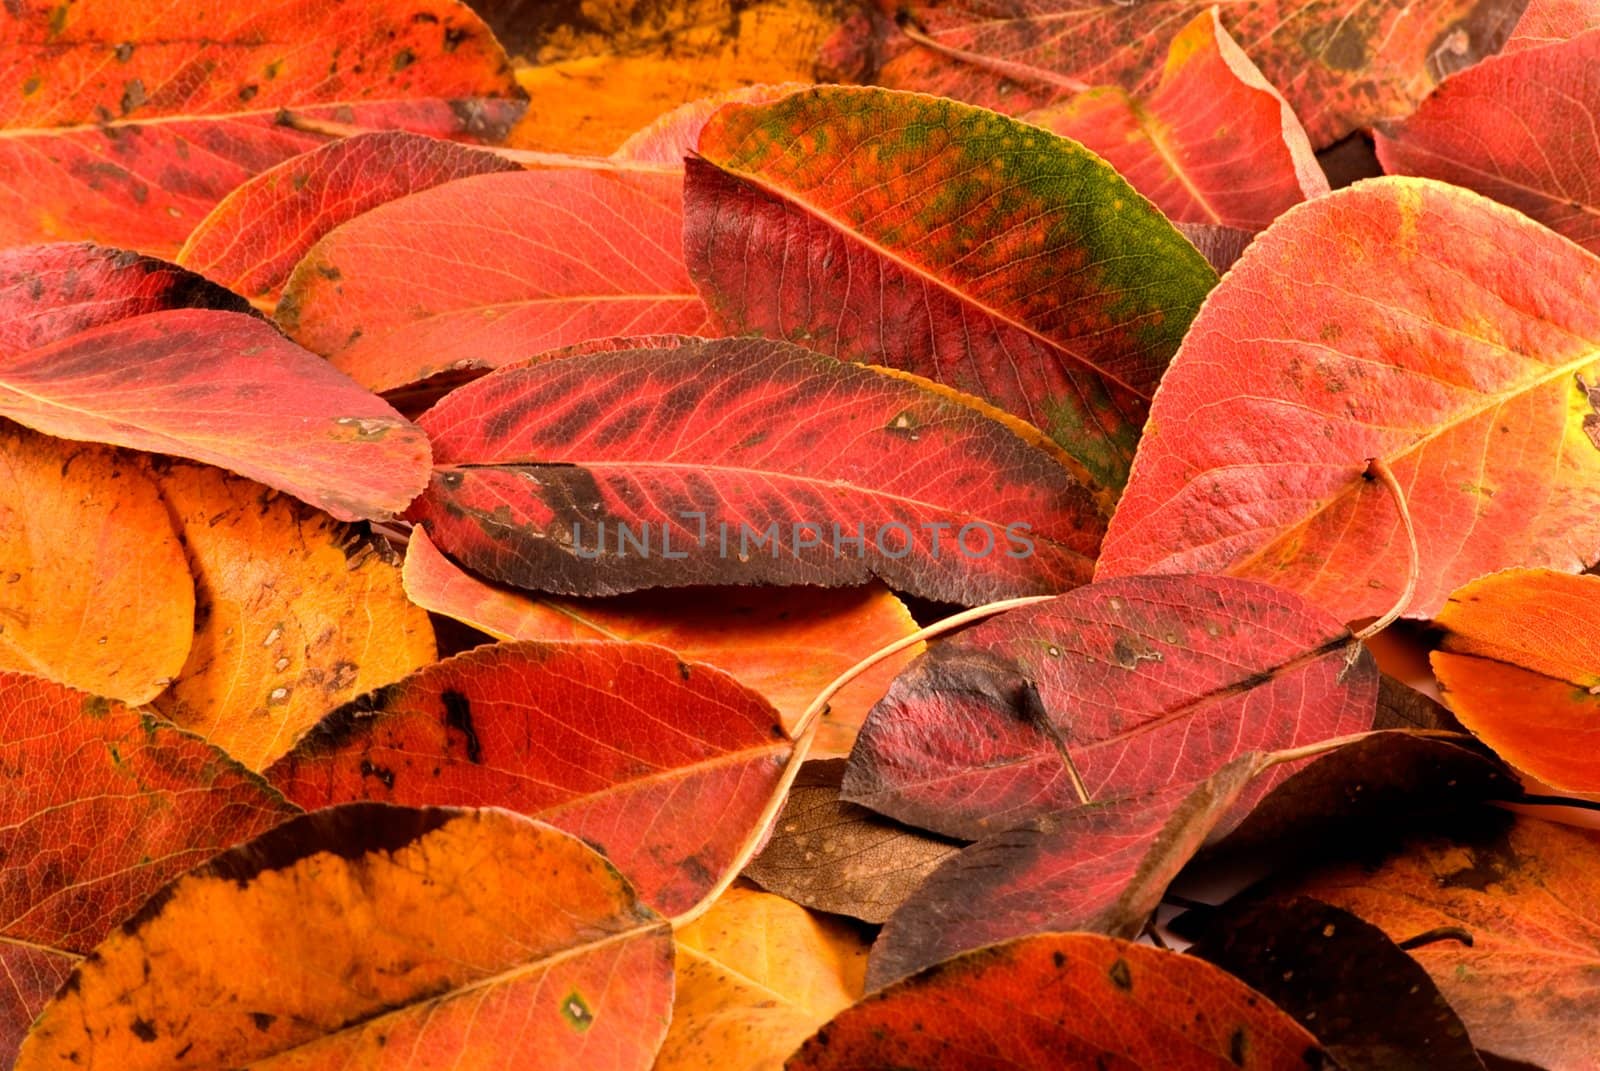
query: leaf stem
[
  {"left": 1353, "top": 457, "right": 1419, "bottom": 641},
  {"left": 670, "top": 592, "right": 1055, "bottom": 930}
]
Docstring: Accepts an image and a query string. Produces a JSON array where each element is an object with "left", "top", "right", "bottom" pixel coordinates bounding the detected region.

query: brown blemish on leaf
[
  {"left": 441, "top": 688, "right": 482, "bottom": 763},
  {"left": 1108, "top": 956, "right": 1133, "bottom": 990}
]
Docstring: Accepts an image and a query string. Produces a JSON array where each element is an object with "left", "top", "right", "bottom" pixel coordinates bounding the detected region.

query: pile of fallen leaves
[{"left": 3, "top": 0, "right": 1599, "bottom": 1067}]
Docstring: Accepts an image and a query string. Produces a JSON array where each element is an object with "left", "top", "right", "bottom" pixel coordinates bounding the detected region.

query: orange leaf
[
  {"left": 1431, "top": 568, "right": 1600, "bottom": 793},
  {"left": 149, "top": 463, "right": 436, "bottom": 770},
  {"left": 1278, "top": 812, "right": 1600, "bottom": 1070},
  {"left": 402, "top": 528, "right": 917, "bottom": 757},
  {"left": 659, "top": 886, "right": 868, "bottom": 1071},
  {"left": 16, "top": 806, "right": 674, "bottom": 1070},
  {"left": 0, "top": 423, "right": 191, "bottom": 702}
]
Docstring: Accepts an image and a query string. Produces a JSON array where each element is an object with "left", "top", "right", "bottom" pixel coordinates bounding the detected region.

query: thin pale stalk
[{"left": 1353, "top": 457, "right": 1419, "bottom": 641}]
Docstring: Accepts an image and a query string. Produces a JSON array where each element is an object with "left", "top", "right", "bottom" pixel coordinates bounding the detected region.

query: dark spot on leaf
[
  {"left": 1108, "top": 957, "right": 1133, "bottom": 990},
  {"left": 120, "top": 79, "right": 146, "bottom": 116},
  {"left": 249, "top": 1012, "right": 277, "bottom": 1031},
  {"left": 393, "top": 48, "right": 415, "bottom": 71},
  {"left": 359, "top": 759, "right": 396, "bottom": 790},
  {"left": 113, "top": 41, "right": 133, "bottom": 62},
  {"left": 1229, "top": 1027, "right": 1247, "bottom": 1065},
  {"left": 238, "top": 83, "right": 258, "bottom": 102},
  {"left": 561, "top": 989, "right": 594, "bottom": 1031},
  {"left": 442, "top": 689, "right": 482, "bottom": 763},
  {"left": 131, "top": 1017, "right": 158, "bottom": 1042}
]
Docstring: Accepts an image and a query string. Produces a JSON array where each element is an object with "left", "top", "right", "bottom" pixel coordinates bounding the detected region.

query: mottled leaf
[
  {"left": 0, "top": 673, "right": 297, "bottom": 1065},
  {"left": 0, "top": 242, "right": 250, "bottom": 355},
  {"left": 0, "top": 308, "right": 431, "bottom": 521},
  {"left": 16, "top": 806, "right": 674, "bottom": 1070},
  {"left": 844, "top": 574, "right": 1377, "bottom": 839},
  {"left": 837, "top": 0, "right": 1524, "bottom": 147},
  {"left": 1431, "top": 568, "right": 1600, "bottom": 793},
  {"left": 1377, "top": 29, "right": 1600, "bottom": 256},
  {"left": 1191, "top": 898, "right": 1487, "bottom": 1071},
  {"left": 789, "top": 933, "right": 1333, "bottom": 1069},
  {"left": 403, "top": 528, "right": 917, "bottom": 757},
  {"left": 264, "top": 641, "right": 791, "bottom": 915},
  {"left": 685, "top": 85, "right": 1217, "bottom": 492},
  {"left": 1027, "top": 10, "right": 1328, "bottom": 230},
  {"left": 149, "top": 463, "right": 436, "bottom": 770},
  {"left": 0, "top": 0, "right": 522, "bottom": 255},
  {"left": 744, "top": 759, "right": 962, "bottom": 924},
  {"left": 0, "top": 424, "right": 191, "bottom": 703},
  {"left": 408, "top": 335, "right": 1105, "bottom": 604},
  {"left": 659, "top": 886, "right": 867, "bottom": 1071},
  {"left": 1098, "top": 178, "right": 1600, "bottom": 621},
  {"left": 179, "top": 131, "right": 520, "bottom": 305},
  {"left": 276, "top": 167, "right": 709, "bottom": 392},
  {"left": 1270, "top": 811, "right": 1600, "bottom": 1071}
]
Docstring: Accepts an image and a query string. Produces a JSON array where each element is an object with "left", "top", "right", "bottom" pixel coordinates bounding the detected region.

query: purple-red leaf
[
  {"left": 407, "top": 335, "right": 1105, "bottom": 604},
  {"left": 843, "top": 574, "right": 1377, "bottom": 839},
  {"left": 685, "top": 85, "right": 1217, "bottom": 493}
]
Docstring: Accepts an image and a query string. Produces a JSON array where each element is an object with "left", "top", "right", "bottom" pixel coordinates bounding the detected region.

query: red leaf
[
  {"left": 1376, "top": 29, "right": 1600, "bottom": 256},
  {"left": 0, "top": 242, "right": 248, "bottom": 355},
  {"left": 407, "top": 335, "right": 1105, "bottom": 604},
  {"left": 843, "top": 574, "right": 1377, "bottom": 839},
  {"left": 789, "top": 933, "right": 1331, "bottom": 1070},
  {"left": 1097, "top": 178, "right": 1600, "bottom": 621},
  {"left": 0, "top": 307, "right": 431, "bottom": 521},
  {"left": 276, "top": 167, "right": 711, "bottom": 392},
  {"left": 1504, "top": 0, "right": 1600, "bottom": 52},
  {"left": 179, "top": 131, "right": 521, "bottom": 304},
  {"left": 1027, "top": 10, "right": 1328, "bottom": 231},
  {"left": 264, "top": 641, "right": 792, "bottom": 916},
  {"left": 836, "top": 0, "right": 1522, "bottom": 147},
  {"left": 0, "top": 673, "right": 297, "bottom": 1064},
  {"left": 0, "top": 0, "right": 522, "bottom": 256},
  {"left": 684, "top": 85, "right": 1217, "bottom": 493}
]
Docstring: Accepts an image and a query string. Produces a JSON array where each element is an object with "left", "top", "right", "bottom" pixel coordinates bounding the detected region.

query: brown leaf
[{"left": 744, "top": 760, "right": 962, "bottom": 924}]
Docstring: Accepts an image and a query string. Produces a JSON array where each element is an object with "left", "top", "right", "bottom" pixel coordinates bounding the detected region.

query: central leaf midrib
[{"left": 703, "top": 157, "right": 1154, "bottom": 400}]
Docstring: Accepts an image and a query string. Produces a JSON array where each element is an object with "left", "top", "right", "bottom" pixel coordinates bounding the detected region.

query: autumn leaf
[
  {"left": 179, "top": 131, "right": 521, "bottom": 306},
  {"left": 843, "top": 574, "right": 1377, "bottom": 839},
  {"left": 264, "top": 641, "right": 792, "bottom": 916},
  {"left": 0, "top": 242, "right": 251, "bottom": 354},
  {"left": 0, "top": 306, "right": 432, "bottom": 521},
  {"left": 685, "top": 85, "right": 1218, "bottom": 492},
  {"left": 15, "top": 805, "right": 674, "bottom": 1070},
  {"left": 148, "top": 462, "right": 436, "bottom": 770},
  {"left": 838, "top": 0, "right": 1522, "bottom": 147},
  {"left": 1027, "top": 9, "right": 1328, "bottom": 231},
  {"left": 276, "top": 167, "right": 710, "bottom": 392},
  {"left": 1098, "top": 177, "right": 1600, "bottom": 622},
  {"left": 489, "top": 0, "right": 850, "bottom": 154},
  {"left": 1376, "top": 29, "right": 1600, "bottom": 256},
  {"left": 743, "top": 759, "right": 962, "bottom": 923},
  {"left": 1503, "top": 0, "right": 1600, "bottom": 51},
  {"left": 659, "top": 886, "right": 868, "bottom": 1071},
  {"left": 0, "top": 0, "right": 523, "bottom": 256},
  {"left": 0, "top": 673, "right": 297, "bottom": 1065},
  {"left": 403, "top": 528, "right": 917, "bottom": 757},
  {"left": 407, "top": 335, "right": 1106, "bottom": 604},
  {"left": 0, "top": 424, "right": 192, "bottom": 702},
  {"left": 788, "top": 932, "right": 1333, "bottom": 1069},
  {"left": 866, "top": 754, "right": 1258, "bottom": 987},
  {"left": 1430, "top": 568, "right": 1600, "bottom": 794},
  {"left": 1190, "top": 898, "right": 1488, "bottom": 1071},
  {"left": 1269, "top": 811, "right": 1600, "bottom": 1070}
]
